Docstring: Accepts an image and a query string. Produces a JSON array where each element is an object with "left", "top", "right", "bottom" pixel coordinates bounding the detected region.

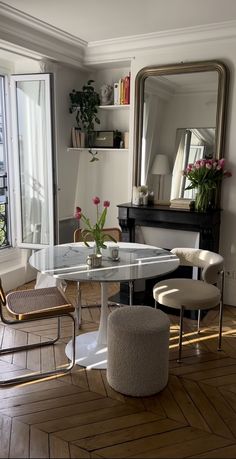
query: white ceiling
[{"left": 3, "top": 0, "right": 236, "bottom": 42}]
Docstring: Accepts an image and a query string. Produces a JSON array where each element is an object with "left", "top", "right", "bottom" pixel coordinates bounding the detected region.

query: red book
[{"left": 123, "top": 74, "right": 130, "bottom": 104}]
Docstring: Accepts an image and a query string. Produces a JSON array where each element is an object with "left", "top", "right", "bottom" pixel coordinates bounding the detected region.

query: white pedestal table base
[{"left": 65, "top": 331, "right": 108, "bottom": 370}]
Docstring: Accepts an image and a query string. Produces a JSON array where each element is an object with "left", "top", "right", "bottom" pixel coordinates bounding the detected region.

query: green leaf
[{"left": 98, "top": 208, "right": 107, "bottom": 229}]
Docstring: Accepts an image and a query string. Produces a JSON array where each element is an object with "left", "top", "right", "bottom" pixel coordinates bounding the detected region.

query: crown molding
[
  {"left": 0, "top": 2, "right": 87, "bottom": 68},
  {"left": 1, "top": 2, "right": 236, "bottom": 68},
  {"left": 85, "top": 20, "right": 236, "bottom": 64}
]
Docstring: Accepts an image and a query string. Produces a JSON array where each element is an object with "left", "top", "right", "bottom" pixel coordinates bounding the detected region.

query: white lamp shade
[{"left": 152, "top": 154, "right": 170, "bottom": 175}]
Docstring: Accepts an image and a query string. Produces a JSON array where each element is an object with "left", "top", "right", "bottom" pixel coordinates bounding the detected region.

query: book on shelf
[
  {"left": 71, "top": 128, "right": 85, "bottom": 148},
  {"left": 114, "top": 82, "right": 119, "bottom": 105},
  {"left": 123, "top": 74, "right": 130, "bottom": 105},
  {"left": 71, "top": 127, "right": 77, "bottom": 148},
  {"left": 170, "top": 198, "right": 192, "bottom": 209},
  {"left": 75, "top": 129, "right": 81, "bottom": 148},
  {"left": 113, "top": 73, "right": 130, "bottom": 105}
]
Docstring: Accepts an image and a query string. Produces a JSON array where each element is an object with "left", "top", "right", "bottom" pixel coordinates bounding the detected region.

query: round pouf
[{"left": 107, "top": 306, "right": 170, "bottom": 397}]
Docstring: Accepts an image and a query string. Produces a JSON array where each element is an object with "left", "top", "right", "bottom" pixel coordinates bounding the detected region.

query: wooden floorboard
[{"left": 0, "top": 280, "right": 235, "bottom": 458}]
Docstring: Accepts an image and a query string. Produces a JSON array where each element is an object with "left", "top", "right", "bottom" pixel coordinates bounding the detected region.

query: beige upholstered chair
[
  {"left": 0, "top": 279, "right": 76, "bottom": 385},
  {"left": 153, "top": 248, "right": 224, "bottom": 362}
]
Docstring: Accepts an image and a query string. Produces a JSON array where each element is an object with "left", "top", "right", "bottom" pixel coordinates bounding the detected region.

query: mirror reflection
[
  {"left": 171, "top": 127, "right": 215, "bottom": 200},
  {"left": 141, "top": 71, "right": 218, "bottom": 202},
  {"left": 134, "top": 61, "right": 228, "bottom": 206}
]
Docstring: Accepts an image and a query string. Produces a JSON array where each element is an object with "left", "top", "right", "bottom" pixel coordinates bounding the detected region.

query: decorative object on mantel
[
  {"left": 132, "top": 186, "right": 140, "bottom": 205},
  {"left": 151, "top": 154, "right": 170, "bottom": 203},
  {"left": 75, "top": 197, "right": 117, "bottom": 258},
  {"left": 138, "top": 185, "right": 148, "bottom": 205},
  {"left": 183, "top": 158, "right": 232, "bottom": 212},
  {"left": 69, "top": 80, "right": 100, "bottom": 162}
]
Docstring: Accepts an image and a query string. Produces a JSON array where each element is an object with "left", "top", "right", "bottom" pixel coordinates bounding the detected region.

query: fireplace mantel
[{"left": 117, "top": 203, "right": 221, "bottom": 252}]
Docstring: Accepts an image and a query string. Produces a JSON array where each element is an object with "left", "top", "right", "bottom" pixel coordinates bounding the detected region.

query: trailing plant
[{"left": 69, "top": 80, "right": 100, "bottom": 162}]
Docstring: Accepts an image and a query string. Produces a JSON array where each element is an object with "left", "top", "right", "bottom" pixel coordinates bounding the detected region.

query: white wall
[
  {"left": 46, "top": 62, "right": 88, "bottom": 224},
  {"left": 129, "top": 41, "right": 236, "bottom": 306}
]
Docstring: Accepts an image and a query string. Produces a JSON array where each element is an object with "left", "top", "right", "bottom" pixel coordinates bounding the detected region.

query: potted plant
[{"left": 69, "top": 80, "right": 100, "bottom": 162}]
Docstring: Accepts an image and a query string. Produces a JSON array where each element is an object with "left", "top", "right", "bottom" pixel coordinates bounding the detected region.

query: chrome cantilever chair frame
[
  {"left": 0, "top": 280, "right": 76, "bottom": 386},
  {"left": 153, "top": 248, "right": 225, "bottom": 363},
  {"left": 74, "top": 227, "right": 134, "bottom": 328}
]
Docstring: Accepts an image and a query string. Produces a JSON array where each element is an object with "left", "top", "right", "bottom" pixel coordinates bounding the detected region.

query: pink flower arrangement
[
  {"left": 75, "top": 196, "right": 115, "bottom": 254},
  {"left": 183, "top": 158, "right": 232, "bottom": 190}
]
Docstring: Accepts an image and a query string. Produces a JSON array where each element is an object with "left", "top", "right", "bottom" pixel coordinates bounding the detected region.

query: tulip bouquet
[
  {"left": 183, "top": 158, "right": 231, "bottom": 212},
  {"left": 75, "top": 196, "right": 116, "bottom": 254}
]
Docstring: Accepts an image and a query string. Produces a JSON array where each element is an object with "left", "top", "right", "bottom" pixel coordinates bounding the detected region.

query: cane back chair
[{"left": 0, "top": 279, "right": 76, "bottom": 385}]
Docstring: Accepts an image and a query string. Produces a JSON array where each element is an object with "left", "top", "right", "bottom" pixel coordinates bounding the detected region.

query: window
[
  {"left": 0, "top": 73, "right": 55, "bottom": 251},
  {"left": 0, "top": 76, "right": 9, "bottom": 248}
]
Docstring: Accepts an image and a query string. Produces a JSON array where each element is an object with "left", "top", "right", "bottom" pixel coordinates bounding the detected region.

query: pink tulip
[
  {"left": 92, "top": 196, "right": 100, "bottom": 205},
  {"left": 219, "top": 158, "right": 225, "bottom": 168},
  {"left": 76, "top": 206, "right": 81, "bottom": 212},
  {"left": 195, "top": 163, "right": 200, "bottom": 169},
  {"left": 75, "top": 211, "right": 81, "bottom": 220},
  {"left": 103, "top": 200, "right": 110, "bottom": 208},
  {"left": 206, "top": 163, "right": 212, "bottom": 169}
]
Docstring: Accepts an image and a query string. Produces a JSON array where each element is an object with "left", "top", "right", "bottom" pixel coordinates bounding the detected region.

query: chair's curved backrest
[
  {"left": 171, "top": 248, "right": 224, "bottom": 284},
  {"left": 74, "top": 227, "right": 122, "bottom": 243},
  {"left": 0, "top": 278, "right": 6, "bottom": 306}
]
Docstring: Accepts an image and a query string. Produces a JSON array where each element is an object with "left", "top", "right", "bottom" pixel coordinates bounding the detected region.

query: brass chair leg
[
  {"left": 129, "top": 280, "right": 134, "bottom": 306},
  {"left": 177, "top": 306, "right": 184, "bottom": 363},
  {"left": 0, "top": 316, "right": 61, "bottom": 355},
  {"left": 218, "top": 270, "right": 224, "bottom": 351},
  {"left": 197, "top": 309, "right": 201, "bottom": 334},
  {"left": 76, "top": 282, "right": 82, "bottom": 329},
  {"left": 0, "top": 313, "right": 76, "bottom": 386}
]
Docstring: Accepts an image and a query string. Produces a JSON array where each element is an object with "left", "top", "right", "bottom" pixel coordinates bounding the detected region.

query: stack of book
[
  {"left": 114, "top": 73, "right": 130, "bottom": 105},
  {"left": 71, "top": 128, "right": 85, "bottom": 148},
  {"left": 170, "top": 198, "right": 192, "bottom": 209}
]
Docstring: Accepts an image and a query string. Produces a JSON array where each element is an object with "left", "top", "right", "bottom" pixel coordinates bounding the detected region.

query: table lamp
[{"left": 151, "top": 154, "right": 170, "bottom": 202}]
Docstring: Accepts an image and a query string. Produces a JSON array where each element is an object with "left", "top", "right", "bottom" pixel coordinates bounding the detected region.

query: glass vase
[
  {"left": 195, "top": 186, "right": 217, "bottom": 212},
  {"left": 94, "top": 240, "right": 102, "bottom": 256}
]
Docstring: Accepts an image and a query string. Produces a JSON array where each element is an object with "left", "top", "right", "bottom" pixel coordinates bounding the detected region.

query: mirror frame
[{"left": 133, "top": 60, "right": 229, "bottom": 186}]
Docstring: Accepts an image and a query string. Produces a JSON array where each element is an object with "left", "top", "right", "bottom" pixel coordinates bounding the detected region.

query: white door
[{"left": 10, "top": 73, "right": 55, "bottom": 249}]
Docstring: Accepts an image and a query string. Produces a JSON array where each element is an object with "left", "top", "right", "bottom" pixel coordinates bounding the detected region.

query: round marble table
[{"left": 29, "top": 242, "right": 179, "bottom": 369}]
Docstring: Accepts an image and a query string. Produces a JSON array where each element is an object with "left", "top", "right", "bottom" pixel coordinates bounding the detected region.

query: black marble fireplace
[{"left": 111, "top": 203, "right": 221, "bottom": 314}]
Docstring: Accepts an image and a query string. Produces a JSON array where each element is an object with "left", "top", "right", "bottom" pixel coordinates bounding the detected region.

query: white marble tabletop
[{"left": 29, "top": 242, "right": 180, "bottom": 283}]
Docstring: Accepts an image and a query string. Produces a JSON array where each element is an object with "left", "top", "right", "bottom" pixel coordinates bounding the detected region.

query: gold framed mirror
[{"left": 133, "top": 60, "right": 229, "bottom": 203}]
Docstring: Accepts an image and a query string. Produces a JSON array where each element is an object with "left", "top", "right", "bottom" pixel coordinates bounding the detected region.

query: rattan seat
[
  {"left": 0, "top": 280, "right": 76, "bottom": 386},
  {"left": 6, "top": 287, "right": 75, "bottom": 320}
]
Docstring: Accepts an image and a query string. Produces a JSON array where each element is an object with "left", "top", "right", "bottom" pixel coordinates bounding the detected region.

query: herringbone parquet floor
[{"left": 1, "top": 281, "right": 236, "bottom": 458}]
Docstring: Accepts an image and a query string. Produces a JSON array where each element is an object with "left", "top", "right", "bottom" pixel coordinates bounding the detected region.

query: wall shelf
[
  {"left": 99, "top": 105, "right": 130, "bottom": 110},
  {"left": 67, "top": 147, "right": 128, "bottom": 152}
]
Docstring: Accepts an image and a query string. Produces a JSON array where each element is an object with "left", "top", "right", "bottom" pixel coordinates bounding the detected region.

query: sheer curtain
[
  {"left": 16, "top": 79, "right": 52, "bottom": 245},
  {"left": 170, "top": 130, "right": 186, "bottom": 200},
  {"left": 141, "top": 95, "right": 160, "bottom": 186}
]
